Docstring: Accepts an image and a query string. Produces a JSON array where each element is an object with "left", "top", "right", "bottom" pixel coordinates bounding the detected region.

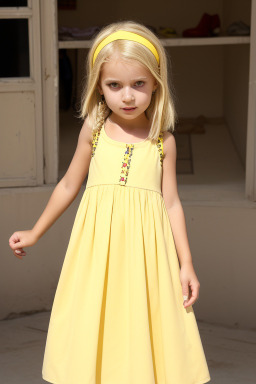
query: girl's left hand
[{"left": 179, "top": 262, "right": 200, "bottom": 308}]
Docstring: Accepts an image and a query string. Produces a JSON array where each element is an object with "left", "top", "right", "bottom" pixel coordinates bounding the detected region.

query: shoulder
[
  {"left": 162, "top": 130, "right": 176, "bottom": 159},
  {"left": 79, "top": 116, "right": 94, "bottom": 144}
]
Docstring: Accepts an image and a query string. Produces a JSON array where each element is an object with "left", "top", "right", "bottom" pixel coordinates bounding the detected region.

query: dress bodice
[{"left": 86, "top": 120, "right": 164, "bottom": 195}]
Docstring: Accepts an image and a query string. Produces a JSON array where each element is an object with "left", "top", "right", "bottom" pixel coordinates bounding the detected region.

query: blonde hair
[{"left": 79, "top": 20, "right": 177, "bottom": 141}]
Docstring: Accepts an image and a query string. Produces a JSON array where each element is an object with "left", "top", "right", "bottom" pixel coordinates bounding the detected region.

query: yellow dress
[{"left": 42, "top": 120, "right": 211, "bottom": 384}]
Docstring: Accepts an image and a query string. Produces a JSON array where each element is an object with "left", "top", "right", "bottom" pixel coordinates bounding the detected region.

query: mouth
[{"left": 122, "top": 107, "right": 137, "bottom": 111}]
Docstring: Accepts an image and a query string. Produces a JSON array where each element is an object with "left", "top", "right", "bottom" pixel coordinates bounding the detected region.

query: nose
[{"left": 122, "top": 87, "right": 135, "bottom": 102}]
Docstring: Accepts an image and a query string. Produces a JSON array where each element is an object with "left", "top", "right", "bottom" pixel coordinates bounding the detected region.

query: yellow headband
[{"left": 92, "top": 30, "right": 160, "bottom": 66}]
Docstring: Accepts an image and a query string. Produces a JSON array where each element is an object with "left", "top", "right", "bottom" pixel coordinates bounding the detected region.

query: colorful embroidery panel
[
  {"left": 157, "top": 131, "right": 164, "bottom": 167},
  {"left": 119, "top": 144, "right": 135, "bottom": 186},
  {"left": 91, "top": 126, "right": 102, "bottom": 158}
]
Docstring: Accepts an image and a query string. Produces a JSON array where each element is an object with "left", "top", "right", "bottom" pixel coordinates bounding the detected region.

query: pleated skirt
[{"left": 42, "top": 184, "right": 211, "bottom": 384}]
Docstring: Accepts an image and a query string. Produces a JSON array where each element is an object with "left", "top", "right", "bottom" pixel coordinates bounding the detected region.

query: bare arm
[
  {"left": 162, "top": 131, "right": 193, "bottom": 267},
  {"left": 32, "top": 117, "right": 93, "bottom": 240},
  {"left": 9, "top": 117, "right": 93, "bottom": 257},
  {"left": 162, "top": 131, "right": 200, "bottom": 307},
  {"left": 32, "top": 179, "right": 80, "bottom": 241}
]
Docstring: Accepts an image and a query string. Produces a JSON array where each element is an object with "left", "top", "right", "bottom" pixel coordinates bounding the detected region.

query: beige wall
[
  {"left": 1, "top": 187, "right": 256, "bottom": 330},
  {"left": 1, "top": 0, "right": 255, "bottom": 330}
]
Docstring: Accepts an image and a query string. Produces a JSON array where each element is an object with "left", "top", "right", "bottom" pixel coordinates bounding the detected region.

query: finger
[
  {"left": 14, "top": 249, "right": 26, "bottom": 257},
  {"left": 12, "top": 243, "right": 24, "bottom": 251},
  {"left": 9, "top": 233, "right": 20, "bottom": 245},
  {"left": 14, "top": 251, "right": 24, "bottom": 260},
  {"left": 9, "top": 238, "right": 17, "bottom": 248},
  {"left": 15, "top": 249, "right": 25, "bottom": 255},
  {"left": 182, "top": 283, "right": 189, "bottom": 303},
  {"left": 191, "top": 282, "right": 200, "bottom": 299},
  {"left": 9, "top": 238, "right": 18, "bottom": 249},
  {"left": 184, "top": 285, "right": 199, "bottom": 307},
  {"left": 184, "top": 297, "right": 194, "bottom": 307}
]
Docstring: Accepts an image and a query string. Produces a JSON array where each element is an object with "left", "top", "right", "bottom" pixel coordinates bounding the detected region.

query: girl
[{"left": 9, "top": 20, "right": 211, "bottom": 384}]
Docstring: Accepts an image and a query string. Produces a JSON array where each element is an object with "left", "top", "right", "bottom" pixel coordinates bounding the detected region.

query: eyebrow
[{"left": 104, "top": 77, "right": 148, "bottom": 82}]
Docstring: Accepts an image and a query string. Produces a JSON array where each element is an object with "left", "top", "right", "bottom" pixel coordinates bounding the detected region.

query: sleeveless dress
[{"left": 42, "top": 120, "right": 211, "bottom": 384}]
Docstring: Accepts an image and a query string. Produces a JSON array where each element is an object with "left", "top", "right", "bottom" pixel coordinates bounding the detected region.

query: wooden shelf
[{"left": 58, "top": 36, "right": 250, "bottom": 49}]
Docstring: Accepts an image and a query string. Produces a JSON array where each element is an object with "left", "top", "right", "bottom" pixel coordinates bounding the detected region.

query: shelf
[
  {"left": 58, "top": 36, "right": 250, "bottom": 49},
  {"left": 160, "top": 36, "right": 250, "bottom": 47}
]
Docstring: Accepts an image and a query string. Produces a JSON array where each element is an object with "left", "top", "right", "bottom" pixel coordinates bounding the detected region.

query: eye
[
  {"left": 135, "top": 81, "right": 145, "bottom": 87},
  {"left": 107, "top": 81, "right": 145, "bottom": 89},
  {"left": 108, "top": 82, "right": 119, "bottom": 88}
]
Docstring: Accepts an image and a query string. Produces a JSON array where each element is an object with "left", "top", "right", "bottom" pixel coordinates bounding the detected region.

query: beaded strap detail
[
  {"left": 157, "top": 131, "right": 164, "bottom": 167},
  {"left": 119, "top": 144, "right": 135, "bottom": 186},
  {"left": 91, "top": 125, "right": 102, "bottom": 158}
]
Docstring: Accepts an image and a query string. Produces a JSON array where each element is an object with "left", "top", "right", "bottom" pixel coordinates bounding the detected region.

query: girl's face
[{"left": 97, "top": 54, "right": 158, "bottom": 122}]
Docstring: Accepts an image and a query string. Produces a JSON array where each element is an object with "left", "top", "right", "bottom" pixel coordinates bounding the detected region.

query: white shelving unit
[
  {"left": 58, "top": 36, "right": 250, "bottom": 49},
  {"left": 57, "top": 0, "right": 256, "bottom": 202}
]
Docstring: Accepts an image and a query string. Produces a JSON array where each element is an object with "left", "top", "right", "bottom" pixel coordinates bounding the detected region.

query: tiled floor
[{"left": 0, "top": 311, "right": 255, "bottom": 383}]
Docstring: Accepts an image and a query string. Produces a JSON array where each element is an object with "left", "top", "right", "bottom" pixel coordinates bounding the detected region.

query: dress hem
[{"left": 42, "top": 374, "right": 211, "bottom": 384}]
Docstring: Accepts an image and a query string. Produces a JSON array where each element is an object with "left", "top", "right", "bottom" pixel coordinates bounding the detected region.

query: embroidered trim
[
  {"left": 91, "top": 125, "right": 102, "bottom": 158},
  {"left": 119, "top": 144, "right": 135, "bottom": 186},
  {"left": 157, "top": 131, "right": 164, "bottom": 167}
]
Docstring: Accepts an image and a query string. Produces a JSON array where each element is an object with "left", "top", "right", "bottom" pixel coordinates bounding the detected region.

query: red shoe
[
  {"left": 210, "top": 14, "right": 221, "bottom": 36},
  {"left": 183, "top": 13, "right": 220, "bottom": 37}
]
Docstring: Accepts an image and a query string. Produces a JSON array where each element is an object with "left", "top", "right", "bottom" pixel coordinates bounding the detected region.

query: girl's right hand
[{"left": 9, "top": 230, "right": 38, "bottom": 260}]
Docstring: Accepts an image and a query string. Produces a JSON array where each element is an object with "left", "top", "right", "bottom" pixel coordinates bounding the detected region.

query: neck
[{"left": 108, "top": 113, "right": 150, "bottom": 132}]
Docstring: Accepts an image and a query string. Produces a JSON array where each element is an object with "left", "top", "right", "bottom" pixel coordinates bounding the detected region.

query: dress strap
[
  {"left": 157, "top": 130, "right": 164, "bottom": 167},
  {"left": 91, "top": 123, "right": 103, "bottom": 158}
]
